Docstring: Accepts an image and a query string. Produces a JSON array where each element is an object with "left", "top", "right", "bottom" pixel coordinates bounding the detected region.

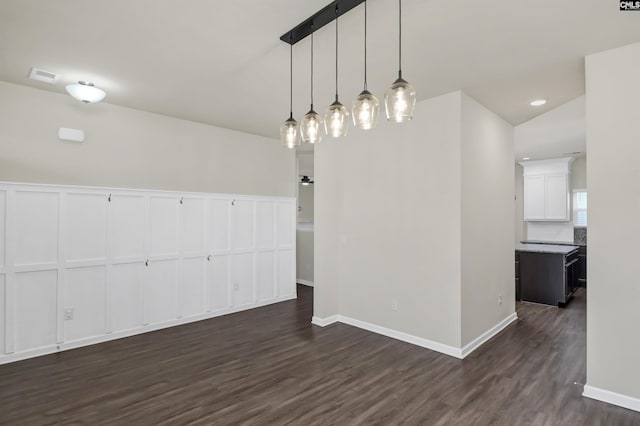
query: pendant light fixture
[
  {"left": 324, "top": 5, "right": 349, "bottom": 138},
  {"left": 300, "top": 23, "right": 323, "bottom": 144},
  {"left": 384, "top": 0, "right": 416, "bottom": 123},
  {"left": 352, "top": 0, "right": 379, "bottom": 130},
  {"left": 280, "top": 36, "right": 300, "bottom": 149}
]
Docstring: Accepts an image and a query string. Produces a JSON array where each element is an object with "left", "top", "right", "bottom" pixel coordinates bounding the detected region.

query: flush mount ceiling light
[
  {"left": 280, "top": 37, "right": 300, "bottom": 149},
  {"left": 300, "top": 24, "right": 323, "bottom": 144},
  {"left": 522, "top": 157, "right": 531, "bottom": 160},
  {"left": 324, "top": 4, "right": 349, "bottom": 138},
  {"left": 529, "top": 99, "right": 547, "bottom": 107},
  {"left": 65, "top": 81, "right": 106, "bottom": 104},
  {"left": 384, "top": 0, "right": 416, "bottom": 123}
]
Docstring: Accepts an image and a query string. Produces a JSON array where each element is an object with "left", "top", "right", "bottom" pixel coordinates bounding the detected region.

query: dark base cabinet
[
  {"left": 518, "top": 249, "right": 579, "bottom": 307},
  {"left": 515, "top": 252, "right": 521, "bottom": 301},
  {"left": 578, "top": 246, "right": 587, "bottom": 287}
]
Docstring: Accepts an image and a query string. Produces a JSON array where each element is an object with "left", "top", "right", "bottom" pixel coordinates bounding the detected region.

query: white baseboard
[
  {"left": 297, "top": 279, "right": 314, "bottom": 287},
  {"left": 461, "top": 312, "right": 518, "bottom": 358},
  {"left": 583, "top": 384, "right": 640, "bottom": 413},
  {"left": 311, "top": 314, "right": 462, "bottom": 358},
  {"left": 311, "top": 315, "right": 339, "bottom": 327},
  {"left": 311, "top": 312, "right": 518, "bottom": 360},
  {"left": 0, "top": 295, "right": 297, "bottom": 366},
  {"left": 338, "top": 315, "right": 464, "bottom": 359}
]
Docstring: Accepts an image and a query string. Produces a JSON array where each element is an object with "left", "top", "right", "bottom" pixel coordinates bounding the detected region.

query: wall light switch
[
  {"left": 58, "top": 127, "right": 85, "bottom": 142},
  {"left": 64, "top": 308, "right": 74, "bottom": 320}
]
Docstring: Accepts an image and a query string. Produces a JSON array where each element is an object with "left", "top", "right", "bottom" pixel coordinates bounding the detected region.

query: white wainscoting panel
[
  {"left": 65, "top": 193, "right": 107, "bottom": 262},
  {"left": 256, "top": 201, "right": 275, "bottom": 250},
  {"left": 276, "top": 201, "right": 294, "bottom": 249},
  {"left": 149, "top": 196, "right": 179, "bottom": 257},
  {"left": 15, "top": 270, "right": 58, "bottom": 351},
  {"left": 144, "top": 259, "right": 178, "bottom": 324},
  {"left": 0, "top": 275, "right": 5, "bottom": 354},
  {"left": 256, "top": 251, "right": 276, "bottom": 302},
  {"left": 65, "top": 266, "right": 106, "bottom": 342},
  {"left": 209, "top": 255, "right": 230, "bottom": 312},
  {"left": 180, "top": 257, "right": 206, "bottom": 318},
  {"left": 209, "top": 199, "right": 230, "bottom": 253},
  {"left": 14, "top": 191, "right": 59, "bottom": 266},
  {"left": 233, "top": 253, "right": 255, "bottom": 307},
  {"left": 0, "top": 190, "right": 5, "bottom": 270},
  {"left": 182, "top": 198, "right": 207, "bottom": 255},
  {"left": 277, "top": 250, "right": 295, "bottom": 298},
  {"left": 0, "top": 182, "right": 296, "bottom": 365},
  {"left": 232, "top": 200, "right": 254, "bottom": 251},
  {"left": 108, "top": 194, "right": 145, "bottom": 260},
  {"left": 109, "top": 262, "right": 144, "bottom": 332}
]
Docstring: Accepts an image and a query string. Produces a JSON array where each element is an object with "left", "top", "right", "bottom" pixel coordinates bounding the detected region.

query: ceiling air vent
[{"left": 29, "top": 67, "right": 58, "bottom": 84}]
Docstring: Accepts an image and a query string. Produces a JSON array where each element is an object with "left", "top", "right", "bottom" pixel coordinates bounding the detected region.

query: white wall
[
  {"left": 460, "top": 94, "right": 515, "bottom": 346},
  {"left": 297, "top": 184, "right": 314, "bottom": 223},
  {"left": 584, "top": 41, "right": 640, "bottom": 407},
  {"left": 315, "top": 92, "right": 463, "bottom": 347},
  {"left": 314, "top": 91, "right": 515, "bottom": 354},
  {"left": 515, "top": 164, "right": 525, "bottom": 243},
  {"left": 0, "top": 81, "right": 295, "bottom": 197},
  {"left": 296, "top": 229, "right": 314, "bottom": 285},
  {"left": 571, "top": 155, "right": 587, "bottom": 190}
]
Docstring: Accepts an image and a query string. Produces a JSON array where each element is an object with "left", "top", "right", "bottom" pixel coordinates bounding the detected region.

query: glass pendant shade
[
  {"left": 385, "top": 76, "right": 416, "bottom": 123},
  {"left": 352, "top": 90, "right": 379, "bottom": 130},
  {"left": 280, "top": 116, "right": 299, "bottom": 148},
  {"left": 324, "top": 101, "right": 349, "bottom": 138},
  {"left": 301, "top": 109, "right": 323, "bottom": 144}
]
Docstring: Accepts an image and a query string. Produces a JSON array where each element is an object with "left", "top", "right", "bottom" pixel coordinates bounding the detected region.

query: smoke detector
[{"left": 29, "top": 68, "right": 59, "bottom": 84}]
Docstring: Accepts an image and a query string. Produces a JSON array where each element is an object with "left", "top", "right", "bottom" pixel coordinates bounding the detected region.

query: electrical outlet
[
  {"left": 64, "top": 308, "right": 74, "bottom": 320},
  {"left": 498, "top": 294, "right": 503, "bottom": 306},
  {"left": 391, "top": 298, "right": 398, "bottom": 311},
  {"left": 233, "top": 283, "right": 239, "bottom": 291}
]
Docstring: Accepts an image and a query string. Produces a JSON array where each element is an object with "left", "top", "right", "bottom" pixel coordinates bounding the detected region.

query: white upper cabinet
[
  {"left": 521, "top": 158, "right": 572, "bottom": 222},
  {"left": 523, "top": 176, "right": 545, "bottom": 220},
  {"left": 544, "top": 174, "right": 569, "bottom": 220}
]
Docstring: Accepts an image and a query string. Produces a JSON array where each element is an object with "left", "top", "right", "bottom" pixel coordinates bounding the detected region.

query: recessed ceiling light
[
  {"left": 529, "top": 99, "right": 547, "bottom": 107},
  {"left": 522, "top": 157, "right": 531, "bottom": 160}
]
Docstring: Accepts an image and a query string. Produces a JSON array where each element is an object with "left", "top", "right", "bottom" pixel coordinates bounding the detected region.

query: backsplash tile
[{"left": 574, "top": 227, "right": 587, "bottom": 245}]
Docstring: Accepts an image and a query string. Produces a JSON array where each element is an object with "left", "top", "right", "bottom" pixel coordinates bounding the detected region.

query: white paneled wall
[{"left": 0, "top": 182, "right": 296, "bottom": 364}]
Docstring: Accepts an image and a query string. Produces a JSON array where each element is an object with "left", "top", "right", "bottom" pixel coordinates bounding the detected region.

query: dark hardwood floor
[{"left": 0, "top": 286, "right": 639, "bottom": 425}]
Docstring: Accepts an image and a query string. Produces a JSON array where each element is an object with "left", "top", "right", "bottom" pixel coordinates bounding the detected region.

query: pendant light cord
[
  {"left": 335, "top": 6, "right": 339, "bottom": 101},
  {"left": 289, "top": 36, "right": 293, "bottom": 118},
  {"left": 398, "top": 0, "right": 403, "bottom": 78},
  {"left": 364, "top": 0, "right": 368, "bottom": 91},
  {"left": 310, "top": 23, "right": 314, "bottom": 110}
]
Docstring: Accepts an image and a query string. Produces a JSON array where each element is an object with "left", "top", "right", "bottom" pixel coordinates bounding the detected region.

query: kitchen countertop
[
  {"left": 515, "top": 243, "right": 580, "bottom": 254},
  {"left": 521, "top": 239, "right": 586, "bottom": 247}
]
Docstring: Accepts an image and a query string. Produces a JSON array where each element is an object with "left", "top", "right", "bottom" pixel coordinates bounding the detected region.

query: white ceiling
[
  {"left": 515, "top": 96, "right": 585, "bottom": 161},
  {"left": 1, "top": 0, "right": 639, "bottom": 140}
]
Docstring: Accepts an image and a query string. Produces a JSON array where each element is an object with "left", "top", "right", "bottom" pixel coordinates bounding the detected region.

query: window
[{"left": 573, "top": 190, "right": 587, "bottom": 227}]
